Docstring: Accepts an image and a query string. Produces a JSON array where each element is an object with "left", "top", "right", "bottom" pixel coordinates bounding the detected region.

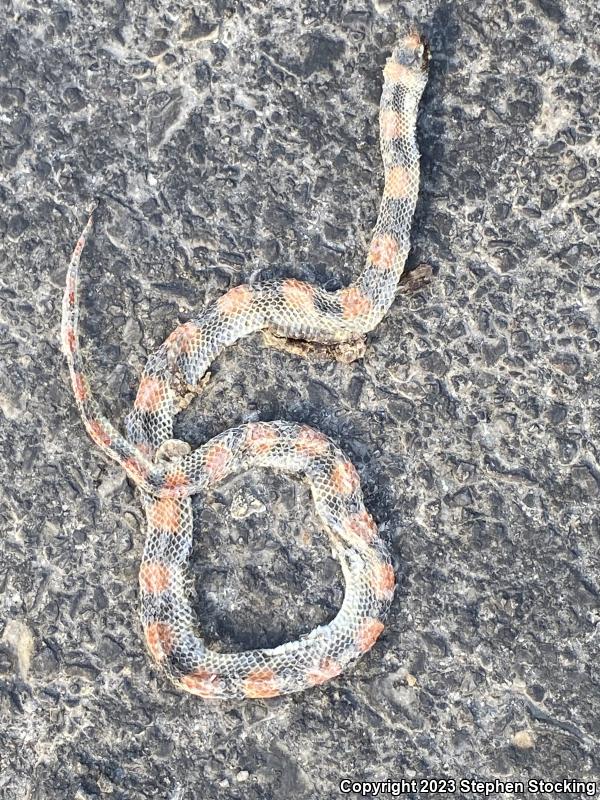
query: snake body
[{"left": 61, "top": 33, "right": 429, "bottom": 699}]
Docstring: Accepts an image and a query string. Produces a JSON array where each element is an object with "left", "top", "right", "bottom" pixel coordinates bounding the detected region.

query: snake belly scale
[{"left": 61, "top": 33, "right": 429, "bottom": 699}]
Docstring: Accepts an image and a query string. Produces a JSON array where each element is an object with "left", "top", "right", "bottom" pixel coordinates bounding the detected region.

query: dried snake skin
[{"left": 61, "top": 33, "right": 429, "bottom": 699}]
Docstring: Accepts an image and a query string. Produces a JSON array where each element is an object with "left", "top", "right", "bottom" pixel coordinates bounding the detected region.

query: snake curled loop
[{"left": 61, "top": 33, "right": 429, "bottom": 699}]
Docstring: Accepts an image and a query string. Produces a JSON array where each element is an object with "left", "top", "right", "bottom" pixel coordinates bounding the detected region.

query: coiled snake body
[{"left": 61, "top": 34, "right": 429, "bottom": 699}]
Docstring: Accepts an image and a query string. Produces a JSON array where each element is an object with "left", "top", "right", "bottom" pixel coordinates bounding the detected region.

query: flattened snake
[{"left": 61, "top": 33, "right": 429, "bottom": 699}]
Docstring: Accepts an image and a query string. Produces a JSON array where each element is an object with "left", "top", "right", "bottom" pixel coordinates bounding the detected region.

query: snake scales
[{"left": 61, "top": 33, "right": 429, "bottom": 699}]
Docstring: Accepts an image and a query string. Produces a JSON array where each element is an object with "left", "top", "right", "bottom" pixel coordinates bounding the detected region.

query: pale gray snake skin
[{"left": 61, "top": 32, "right": 430, "bottom": 699}]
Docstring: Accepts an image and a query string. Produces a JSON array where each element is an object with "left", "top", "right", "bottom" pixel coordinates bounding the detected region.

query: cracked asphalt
[{"left": 0, "top": 0, "right": 598, "bottom": 798}]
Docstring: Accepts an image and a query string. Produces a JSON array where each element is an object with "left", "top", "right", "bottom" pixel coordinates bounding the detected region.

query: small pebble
[{"left": 512, "top": 730, "right": 535, "bottom": 749}]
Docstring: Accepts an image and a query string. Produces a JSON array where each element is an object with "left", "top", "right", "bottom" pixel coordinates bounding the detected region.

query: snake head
[{"left": 392, "top": 32, "right": 430, "bottom": 74}]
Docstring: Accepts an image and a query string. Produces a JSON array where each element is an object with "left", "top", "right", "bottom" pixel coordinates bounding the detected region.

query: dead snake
[{"left": 61, "top": 32, "right": 429, "bottom": 699}]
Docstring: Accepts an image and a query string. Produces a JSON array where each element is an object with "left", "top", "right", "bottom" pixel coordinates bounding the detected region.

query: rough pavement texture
[{"left": 1, "top": 0, "right": 598, "bottom": 798}]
